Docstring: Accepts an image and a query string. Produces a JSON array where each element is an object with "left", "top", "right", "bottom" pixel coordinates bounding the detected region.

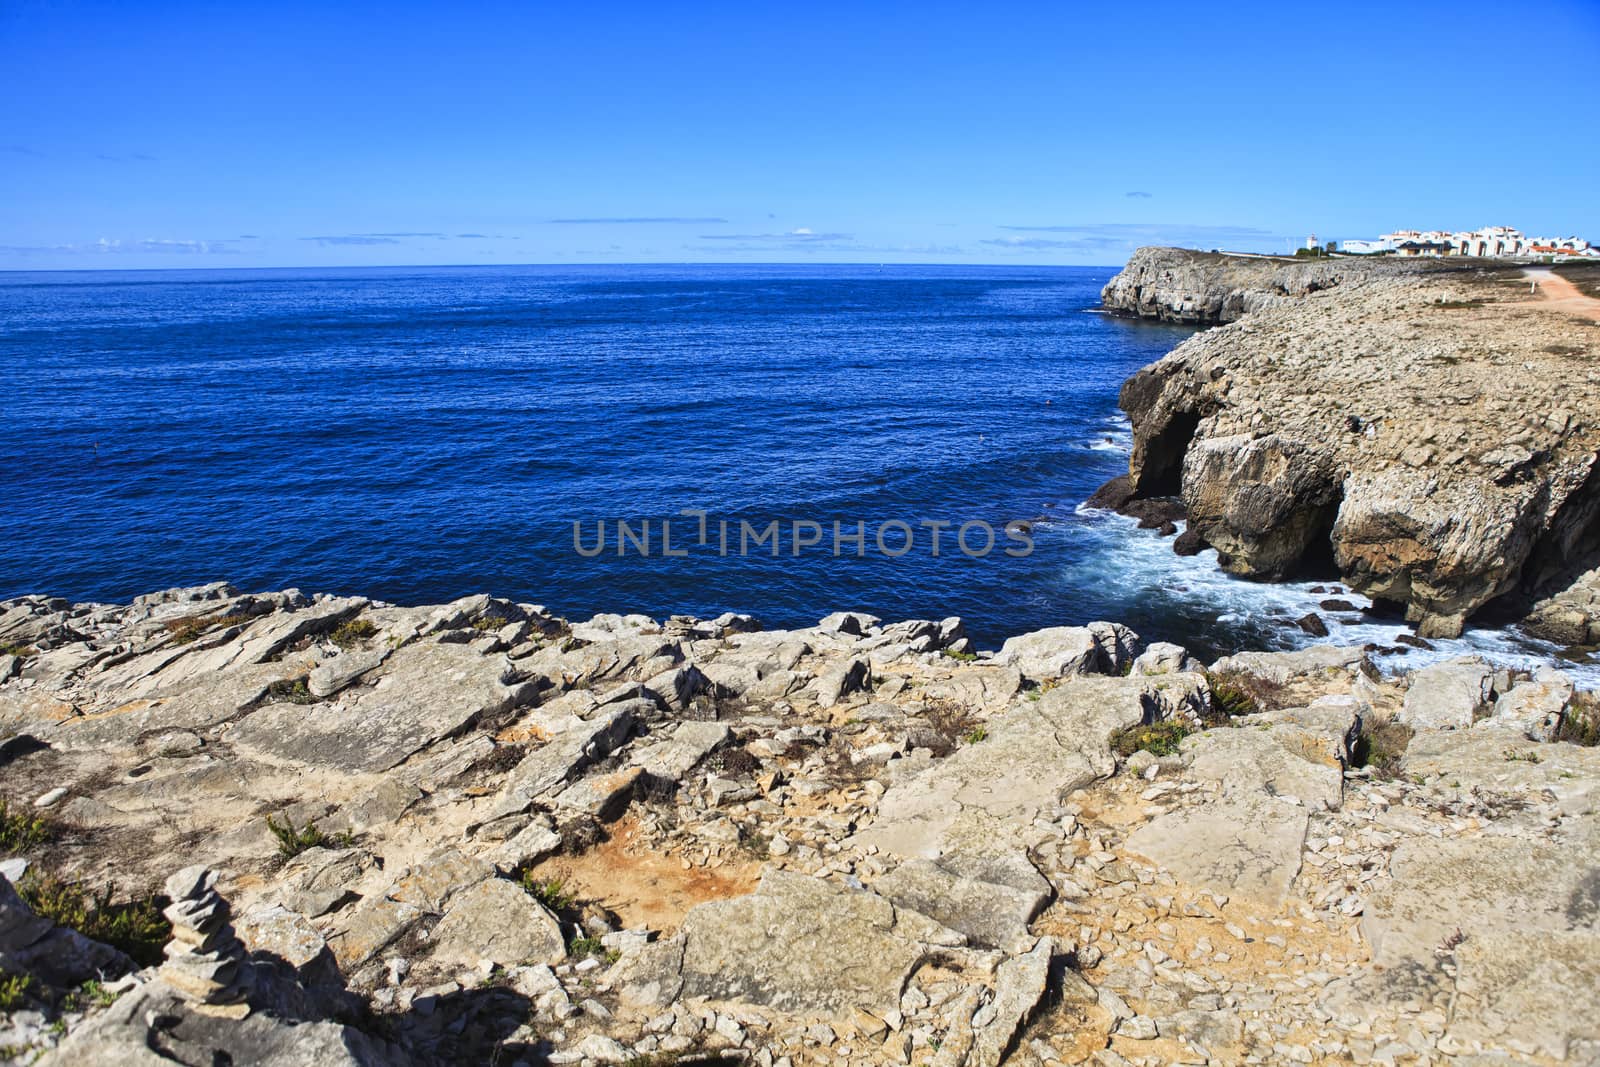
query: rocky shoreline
[
  {"left": 1097, "top": 247, "right": 1600, "bottom": 646},
  {"left": 2, "top": 584, "right": 1598, "bottom": 1065}
]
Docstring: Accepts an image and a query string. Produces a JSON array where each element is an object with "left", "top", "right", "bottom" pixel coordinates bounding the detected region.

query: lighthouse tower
[{"left": 1306, "top": 233, "right": 1319, "bottom": 250}]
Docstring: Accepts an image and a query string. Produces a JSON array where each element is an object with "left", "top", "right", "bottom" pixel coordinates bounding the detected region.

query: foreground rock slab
[{"left": 2, "top": 583, "right": 1598, "bottom": 1065}]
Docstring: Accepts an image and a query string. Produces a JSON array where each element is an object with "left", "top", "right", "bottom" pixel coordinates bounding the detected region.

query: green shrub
[
  {"left": 961, "top": 726, "right": 988, "bottom": 744},
  {"left": 0, "top": 971, "right": 31, "bottom": 1010},
  {"left": 567, "top": 935, "right": 617, "bottom": 962},
  {"left": 1204, "top": 671, "right": 1260, "bottom": 720},
  {"left": 1352, "top": 718, "right": 1413, "bottom": 779},
  {"left": 330, "top": 618, "right": 378, "bottom": 650},
  {"left": 520, "top": 874, "right": 575, "bottom": 913},
  {"left": 265, "top": 678, "right": 317, "bottom": 705},
  {"left": 1110, "top": 721, "right": 1190, "bottom": 758},
  {"left": 18, "top": 873, "right": 170, "bottom": 967},
  {"left": 941, "top": 648, "right": 977, "bottom": 662},
  {"left": 266, "top": 813, "right": 351, "bottom": 858},
  {"left": 0, "top": 799, "right": 52, "bottom": 854},
  {"left": 1556, "top": 692, "right": 1600, "bottom": 747},
  {"left": 0, "top": 643, "right": 35, "bottom": 659}
]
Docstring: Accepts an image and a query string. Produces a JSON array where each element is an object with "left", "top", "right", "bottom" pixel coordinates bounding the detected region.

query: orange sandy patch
[
  {"left": 534, "top": 817, "right": 760, "bottom": 933},
  {"left": 72, "top": 698, "right": 154, "bottom": 723}
]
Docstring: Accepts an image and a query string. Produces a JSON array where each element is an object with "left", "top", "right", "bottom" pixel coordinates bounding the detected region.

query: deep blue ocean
[{"left": 2, "top": 263, "right": 1584, "bottom": 670}]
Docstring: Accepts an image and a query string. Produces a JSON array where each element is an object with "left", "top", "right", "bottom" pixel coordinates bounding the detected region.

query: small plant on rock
[
  {"left": 0, "top": 799, "right": 52, "bottom": 854},
  {"left": 0, "top": 971, "right": 32, "bottom": 1011},
  {"left": 1110, "top": 721, "right": 1189, "bottom": 758},
  {"left": 961, "top": 726, "right": 988, "bottom": 745},
  {"left": 520, "top": 874, "right": 575, "bottom": 913},
  {"left": 1352, "top": 716, "right": 1413, "bottom": 780},
  {"left": 567, "top": 935, "right": 617, "bottom": 963},
  {"left": 1203, "top": 671, "right": 1260, "bottom": 719},
  {"left": 265, "top": 678, "right": 317, "bottom": 705},
  {"left": 1556, "top": 692, "right": 1600, "bottom": 747},
  {"left": 921, "top": 699, "right": 982, "bottom": 754},
  {"left": 71, "top": 979, "right": 118, "bottom": 1009},
  {"left": 0, "top": 643, "right": 35, "bottom": 659},
  {"left": 266, "top": 813, "right": 351, "bottom": 858},
  {"left": 941, "top": 648, "right": 977, "bottom": 663},
  {"left": 18, "top": 873, "right": 170, "bottom": 967},
  {"left": 330, "top": 618, "right": 378, "bottom": 650}
]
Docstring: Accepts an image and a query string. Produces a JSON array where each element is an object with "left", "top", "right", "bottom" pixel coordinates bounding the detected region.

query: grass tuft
[
  {"left": 0, "top": 799, "right": 52, "bottom": 854},
  {"left": 266, "top": 813, "right": 352, "bottom": 858}
]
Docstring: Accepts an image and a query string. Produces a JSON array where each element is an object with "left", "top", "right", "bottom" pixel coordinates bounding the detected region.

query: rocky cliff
[
  {"left": 1099, "top": 246, "right": 1442, "bottom": 325},
  {"left": 1, "top": 586, "right": 1599, "bottom": 1065},
  {"left": 1100, "top": 247, "right": 1600, "bottom": 640}
]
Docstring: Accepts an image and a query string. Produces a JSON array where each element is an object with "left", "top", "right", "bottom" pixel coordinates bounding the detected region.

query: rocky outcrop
[
  {"left": 1099, "top": 245, "right": 1439, "bottom": 325},
  {"left": 2, "top": 585, "right": 1599, "bottom": 1064},
  {"left": 1102, "top": 246, "right": 1600, "bottom": 637}
]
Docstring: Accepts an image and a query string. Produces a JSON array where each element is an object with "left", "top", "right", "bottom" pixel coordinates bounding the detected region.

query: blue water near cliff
[{"left": 3, "top": 263, "right": 1591, "bottom": 675}]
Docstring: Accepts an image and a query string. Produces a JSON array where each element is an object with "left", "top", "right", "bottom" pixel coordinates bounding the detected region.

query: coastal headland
[{"left": 1096, "top": 247, "right": 1600, "bottom": 643}]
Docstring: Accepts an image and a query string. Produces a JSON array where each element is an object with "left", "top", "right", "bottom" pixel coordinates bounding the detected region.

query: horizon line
[{"left": 0, "top": 260, "right": 1132, "bottom": 275}]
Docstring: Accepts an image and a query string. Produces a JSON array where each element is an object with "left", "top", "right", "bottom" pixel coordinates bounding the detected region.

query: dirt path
[{"left": 1524, "top": 267, "right": 1600, "bottom": 321}]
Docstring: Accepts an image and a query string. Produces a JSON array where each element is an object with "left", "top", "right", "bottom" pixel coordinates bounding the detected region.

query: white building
[{"left": 1339, "top": 226, "right": 1595, "bottom": 259}]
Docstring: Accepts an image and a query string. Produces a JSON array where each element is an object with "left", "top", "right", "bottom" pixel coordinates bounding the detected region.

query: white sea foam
[
  {"left": 1068, "top": 511, "right": 1600, "bottom": 694},
  {"left": 1065, "top": 455, "right": 1599, "bottom": 689}
]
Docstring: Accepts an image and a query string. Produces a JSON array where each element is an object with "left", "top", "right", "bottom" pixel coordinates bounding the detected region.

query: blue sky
[{"left": 4, "top": 0, "right": 1598, "bottom": 269}]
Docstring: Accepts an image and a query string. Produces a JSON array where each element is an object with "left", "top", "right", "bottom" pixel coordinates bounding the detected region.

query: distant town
[{"left": 1314, "top": 225, "right": 1596, "bottom": 259}]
